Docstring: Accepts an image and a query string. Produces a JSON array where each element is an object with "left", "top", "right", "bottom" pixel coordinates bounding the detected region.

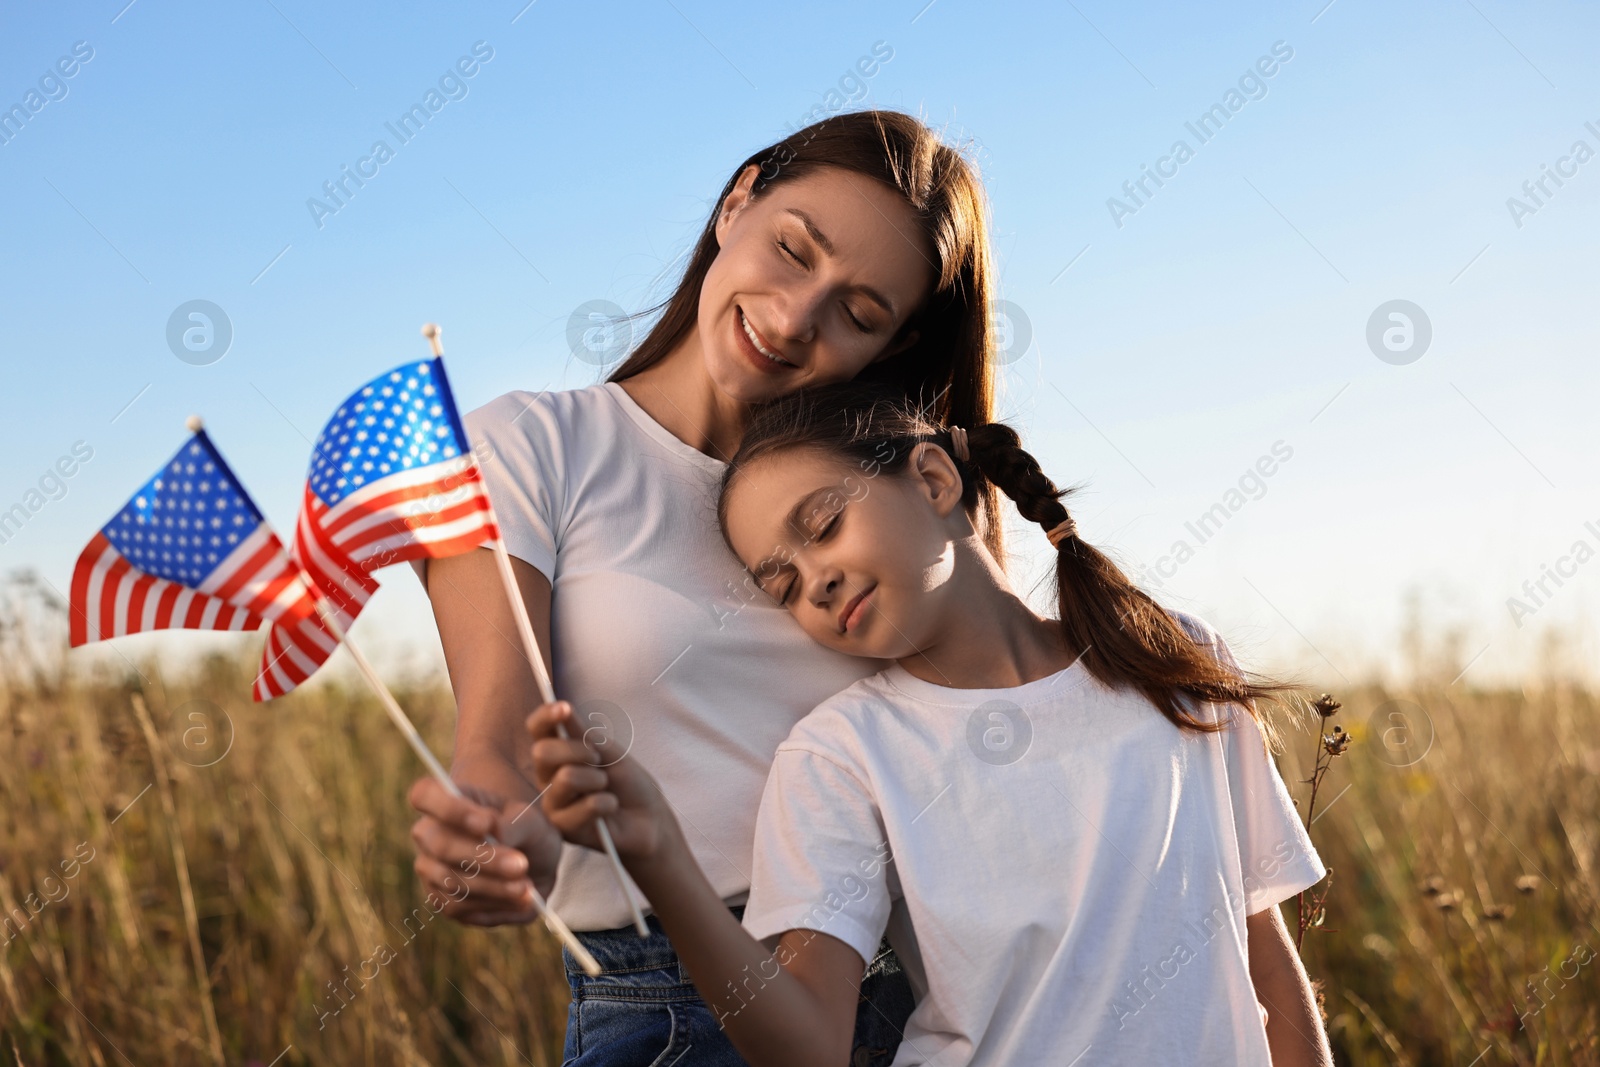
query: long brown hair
[
  {"left": 608, "top": 109, "right": 1004, "bottom": 556},
  {"left": 718, "top": 382, "right": 1301, "bottom": 736}
]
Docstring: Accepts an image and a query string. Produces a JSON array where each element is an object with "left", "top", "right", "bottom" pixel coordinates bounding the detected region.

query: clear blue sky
[{"left": 3, "top": 0, "right": 1596, "bottom": 688}]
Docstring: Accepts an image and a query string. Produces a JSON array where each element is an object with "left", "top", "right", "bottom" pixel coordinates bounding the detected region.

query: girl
[
  {"left": 529, "top": 382, "right": 1336, "bottom": 1065},
  {"left": 406, "top": 111, "right": 1005, "bottom": 1064}
]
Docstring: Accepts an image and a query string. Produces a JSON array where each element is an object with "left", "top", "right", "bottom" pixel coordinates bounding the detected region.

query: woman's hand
[
  {"left": 527, "top": 701, "right": 682, "bottom": 869},
  {"left": 407, "top": 776, "right": 565, "bottom": 927}
]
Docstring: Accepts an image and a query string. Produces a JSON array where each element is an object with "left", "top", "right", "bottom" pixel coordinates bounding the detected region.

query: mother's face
[{"left": 699, "top": 163, "right": 937, "bottom": 406}]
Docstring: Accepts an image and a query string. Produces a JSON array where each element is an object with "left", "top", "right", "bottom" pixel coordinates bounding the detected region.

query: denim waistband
[{"left": 562, "top": 904, "right": 746, "bottom": 980}]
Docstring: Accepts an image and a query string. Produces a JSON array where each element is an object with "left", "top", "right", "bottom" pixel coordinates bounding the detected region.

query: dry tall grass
[
  {"left": 1281, "top": 678, "right": 1600, "bottom": 1064},
  {"left": 2, "top": 570, "right": 1598, "bottom": 1064},
  {"left": 0, "top": 581, "right": 571, "bottom": 1065}
]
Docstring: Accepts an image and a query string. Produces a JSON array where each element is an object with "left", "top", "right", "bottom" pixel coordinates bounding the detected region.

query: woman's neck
[
  {"left": 896, "top": 538, "right": 1077, "bottom": 691},
  {"left": 615, "top": 325, "right": 749, "bottom": 462}
]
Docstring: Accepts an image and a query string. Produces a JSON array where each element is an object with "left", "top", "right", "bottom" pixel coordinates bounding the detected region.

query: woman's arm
[
  {"left": 529, "top": 701, "right": 865, "bottom": 1066},
  {"left": 407, "top": 549, "right": 565, "bottom": 926},
  {"left": 1246, "top": 905, "right": 1333, "bottom": 1066}
]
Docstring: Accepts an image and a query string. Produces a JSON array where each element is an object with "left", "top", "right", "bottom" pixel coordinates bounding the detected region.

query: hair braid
[{"left": 963, "top": 423, "right": 1072, "bottom": 534}]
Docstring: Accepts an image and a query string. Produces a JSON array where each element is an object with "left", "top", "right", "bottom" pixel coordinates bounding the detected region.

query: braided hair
[{"left": 718, "top": 382, "right": 1299, "bottom": 735}]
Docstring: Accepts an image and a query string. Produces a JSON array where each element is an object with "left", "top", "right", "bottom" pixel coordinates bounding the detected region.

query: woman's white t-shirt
[
  {"left": 741, "top": 612, "right": 1326, "bottom": 1065},
  {"left": 460, "top": 383, "right": 880, "bottom": 931}
]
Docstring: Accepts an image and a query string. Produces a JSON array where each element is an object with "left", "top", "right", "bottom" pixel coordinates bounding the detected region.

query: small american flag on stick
[
  {"left": 254, "top": 357, "right": 497, "bottom": 700},
  {"left": 69, "top": 419, "right": 318, "bottom": 647}
]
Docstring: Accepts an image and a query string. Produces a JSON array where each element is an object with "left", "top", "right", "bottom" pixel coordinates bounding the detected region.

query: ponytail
[
  {"left": 956, "top": 423, "right": 1296, "bottom": 734},
  {"left": 719, "top": 382, "right": 1300, "bottom": 736}
]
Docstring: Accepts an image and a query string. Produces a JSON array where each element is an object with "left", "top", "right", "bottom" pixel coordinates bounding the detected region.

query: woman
[{"left": 407, "top": 110, "right": 1003, "bottom": 1065}]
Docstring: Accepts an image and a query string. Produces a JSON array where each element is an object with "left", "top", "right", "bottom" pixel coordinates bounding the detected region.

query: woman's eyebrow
[
  {"left": 783, "top": 208, "right": 834, "bottom": 254},
  {"left": 782, "top": 208, "right": 899, "bottom": 320}
]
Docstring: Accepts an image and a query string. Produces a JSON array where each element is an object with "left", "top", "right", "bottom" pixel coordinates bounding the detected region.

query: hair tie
[
  {"left": 1046, "top": 516, "right": 1078, "bottom": 548},
  {"left": 948, "top": 426, "right": 969, "bottom": 462}
]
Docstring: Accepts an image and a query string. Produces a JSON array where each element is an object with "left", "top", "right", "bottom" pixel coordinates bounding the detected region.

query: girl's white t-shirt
[
  {"left": 741, "top": 612, "right": 1326, "bottom": 1065},
  {"left": 458, "top": 383, "right": 880, "bottom": 931}
]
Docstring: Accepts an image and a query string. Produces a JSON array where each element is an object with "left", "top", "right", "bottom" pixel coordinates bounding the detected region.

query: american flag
[
  {"left": 254, "top": 357, "right": 498, "bottom": 700},
  {"left": 70, "top": 429, "right": 318, "bottom": 647}
]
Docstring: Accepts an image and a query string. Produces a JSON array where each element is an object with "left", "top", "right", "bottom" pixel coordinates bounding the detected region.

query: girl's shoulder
[
  {"left": 1164, "top": 609, "right": 1248, "bottom": 684},
  {"left": 1165, "top": 607, "right": 1221, "bottom": 653},
  {"left": 774, "top": 670, "right": 910, "bottom": 764}
]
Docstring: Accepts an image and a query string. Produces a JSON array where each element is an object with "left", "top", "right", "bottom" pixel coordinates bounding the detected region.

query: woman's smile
[{"left": 735, "top": 306, "right": 796, "bottom": 373}]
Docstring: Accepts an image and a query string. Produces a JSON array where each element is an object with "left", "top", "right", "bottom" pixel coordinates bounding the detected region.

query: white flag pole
[
  {"left": 300, "top": 597, "right": 601, "bottom": 975},
  {"left": 422, "top": 323, "right": 651, "bottom": 938}
]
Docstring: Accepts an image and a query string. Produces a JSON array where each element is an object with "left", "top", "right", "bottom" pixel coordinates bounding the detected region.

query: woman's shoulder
[
  {"left": 463, "top": 381, "right": 632, "bottom": 462},
  {"left": 466, "top": 381, "right": 618, "bottom": 433}
]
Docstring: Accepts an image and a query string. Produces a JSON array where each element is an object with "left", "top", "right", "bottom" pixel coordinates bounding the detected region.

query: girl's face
[
  {"left": 723, "top": 444, "right": 968, "bottom": 660},
  {"left": 700, "top": 165, "right": 937, "bottom": 406}
]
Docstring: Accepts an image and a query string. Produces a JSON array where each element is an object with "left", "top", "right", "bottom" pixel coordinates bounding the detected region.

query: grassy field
[{"left": 2, "top": 587, "right": 1597, "bottom": 1064}]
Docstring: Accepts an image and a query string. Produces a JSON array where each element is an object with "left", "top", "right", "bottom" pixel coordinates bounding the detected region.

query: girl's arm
[
  {"left": 1246, "top": 905, "right": 1333, "bottom": 1066},
  {"left": 407, "top": 549, "right": 565, "bottom": 925},
  {"left": 529, "top": 701, "right": 866, "bottom": 1067}
]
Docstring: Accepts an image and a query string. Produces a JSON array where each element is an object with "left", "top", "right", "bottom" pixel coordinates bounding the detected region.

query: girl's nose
[{"left": 804, "top": 567, "right": 842, "bottom": 606}]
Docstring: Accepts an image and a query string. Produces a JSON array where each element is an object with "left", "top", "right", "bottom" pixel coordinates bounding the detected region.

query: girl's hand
[
  {"left": 406, "top": 776, "right": 563, "bottom": 927},
  {"left": 527, "top": 701, "right": 681, "bottom": 868}
]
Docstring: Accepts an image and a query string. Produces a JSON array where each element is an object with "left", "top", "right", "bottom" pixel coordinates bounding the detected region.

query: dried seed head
[
  {"left": 1420, "top": 875, "right": 1447, "bottom": 897},
  {"left": 1313, "top": 693, "right": 1342, "bottom": 719},
  {"left": 1515, "top": 875, "right": 1541, "bottom": 895},
  {"left": 1434, "top": 890, "right": 1462, "bottom": 912},
  {"left": 1322, "top": 729, "right": 1352, "bottom": 757},
  {"left": 1484, "top": 903, "right": 1515, "bottom": 921}
]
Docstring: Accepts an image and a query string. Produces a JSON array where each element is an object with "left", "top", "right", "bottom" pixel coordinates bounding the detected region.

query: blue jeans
[{"left": 560, "top": 905, "right": 914, "bottom": 1066}]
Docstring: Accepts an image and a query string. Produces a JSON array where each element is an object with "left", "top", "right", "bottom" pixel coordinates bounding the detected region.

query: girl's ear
[
  {"left": 714, "top": 165, "right": 761, "bottom": 244},
  {"left": 908, "top": 442, "right": 964, "bottom": 518}
]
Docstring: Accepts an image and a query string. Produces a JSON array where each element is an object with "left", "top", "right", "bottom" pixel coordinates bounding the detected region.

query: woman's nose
[{"left": 771, "top": 288, "right": 821, "bottom": 344}]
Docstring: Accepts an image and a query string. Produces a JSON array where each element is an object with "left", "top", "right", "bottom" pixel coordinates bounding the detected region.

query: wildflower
[
  {"left": 1515, "top": 875, "right": 1541, "bottom": 895},
  {"left": 1484, "top": 903, "right": 1514, "bottom": 921},
  {"left": 1312, "top": 693, "right": 1341, "bottom": 719},
  {"left": 1321, "top": 725, "right": 1351, "bottom": 757}
]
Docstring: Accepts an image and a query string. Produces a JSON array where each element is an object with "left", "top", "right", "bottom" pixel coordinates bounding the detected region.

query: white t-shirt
[
  {"left": 741, "top": 612, "right": 1326, "bottom": 1065},
  {"left": 452, "top": 383, "right": 880, "bottom": 931}
]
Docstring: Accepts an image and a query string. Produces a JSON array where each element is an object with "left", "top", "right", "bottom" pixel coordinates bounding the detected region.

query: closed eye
[
  {"left": 777, "top": 238, "right": 804, "bottom": 266},
  {"left": 777, "top": 511, "right": 844, "bottom": 604}
]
